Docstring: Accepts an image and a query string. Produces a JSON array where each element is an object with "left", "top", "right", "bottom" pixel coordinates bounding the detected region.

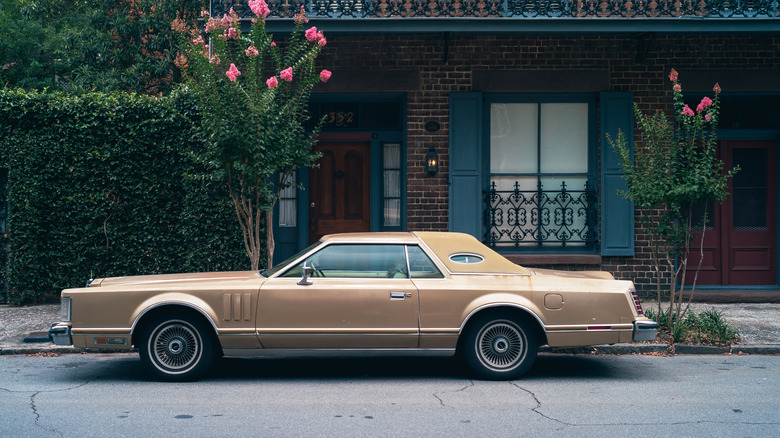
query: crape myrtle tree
[
  {"left": 609, "top": 69, "right": 737, "bottom": 335},
  {"left": 174, "top": 2, "right": 331, "bottom": 270}
]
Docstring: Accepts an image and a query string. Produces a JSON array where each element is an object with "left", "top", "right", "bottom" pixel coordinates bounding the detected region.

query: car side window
[
  {"left": 282, "top": 244, "right": 407, "bottom": 278},
  {"left": 407, "top": 245, "right": 444, "bottom": 278}
]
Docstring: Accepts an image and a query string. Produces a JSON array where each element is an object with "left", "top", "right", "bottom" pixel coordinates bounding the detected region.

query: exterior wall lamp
[{"left": 425, "top": 147, "right": 439, "bottom": 175}]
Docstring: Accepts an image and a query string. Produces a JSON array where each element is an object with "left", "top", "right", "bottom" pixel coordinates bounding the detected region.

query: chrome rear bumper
[{"left": 633, "top": 320, "right": 660, "bottom": 342}]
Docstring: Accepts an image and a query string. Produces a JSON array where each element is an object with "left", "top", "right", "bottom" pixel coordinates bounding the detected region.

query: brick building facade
[{"left": 214, "top": 2, "right": 780, "bottom": 295}]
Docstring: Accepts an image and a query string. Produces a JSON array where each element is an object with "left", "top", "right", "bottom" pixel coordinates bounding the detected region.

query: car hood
[
  {"left": 89, "top": 271, "right": 262, "bottom": 288},
  {"left": 528, "top": 267, "right": 616, "bottom": 281}
]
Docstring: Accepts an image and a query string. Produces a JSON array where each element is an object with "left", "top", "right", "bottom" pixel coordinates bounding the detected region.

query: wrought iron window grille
[{"left": 484, "top": 179, "right": 598, "bottom": 249}]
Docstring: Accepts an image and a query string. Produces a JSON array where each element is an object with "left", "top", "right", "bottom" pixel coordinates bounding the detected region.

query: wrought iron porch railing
[
  {"left": 484, "top": 180, "right": 598, "bottom": 249},
  {"left": 212, "top": 0, "right": 779, "bottom": 19}
]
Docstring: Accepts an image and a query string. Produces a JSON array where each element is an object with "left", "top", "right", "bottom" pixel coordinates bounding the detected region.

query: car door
[{"left": 256, "top": 244, "right": 420, "bottom": 349}]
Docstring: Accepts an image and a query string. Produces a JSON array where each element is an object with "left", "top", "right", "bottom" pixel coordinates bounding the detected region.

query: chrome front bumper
[
  {"left": 49, "top": 323, "right": 73, "bottom": 346},
  {"left": 633, "top": 320, "right": 660, "bottom": 342}
]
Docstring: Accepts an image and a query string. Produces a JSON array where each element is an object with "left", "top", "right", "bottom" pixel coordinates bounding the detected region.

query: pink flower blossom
[
  {"left": 713, "top": 82, "right": 721, "bottom": 94},
  {"left": 305, "top": 27, "right": 319, "bottom": 42},
  {"left": 220, "top": 13, "right": 232, "bottom": 27},
  {"left": 280, "top": 67, "right": 293, "bottom": 82},
  {"left": 318, "top": 37, "right": 327, "bottom": 47},
  {"left": 245, "top": 45, "right": 259, "bottom": 57},
  {"left": 705, "top": 114, "right": 712, "bottom": 122},
  {"left": 248, "top": 0, "right": 271, "bottom": 18},
  {"left": 320, "top": 69, "right": 332, "bottom": 82},
  {"left": 266, "top": 76, "right": 278, "bottom": 89},
  {"left": 669, "top": 68, "right": 678, "bottom": 82},
  {"left": 209, "top": 55, "right": 220, "bottom": 65},
  {"left": 682, "top": 104, "right": 694, "bottom": 117},
  {"left": 271, "top": 41, "right": 276, "bottom": 47},
  {"left": 227, "top": 27, "right": 239, "bottom": 39},
  {"left": 200, "top": 10, "right": 210, "bottom": 18},
  {"left": 226, "top": 63, "right": 241, "bottom": 82},
  {"left": 696, "top": 96, "right": 713, "bottom": 113},
  {"left": 673, "top": 84, "right": 681, "bottom": 93},
  {"left": 192, "top": 35, "right": 205, "bottom": 46}
]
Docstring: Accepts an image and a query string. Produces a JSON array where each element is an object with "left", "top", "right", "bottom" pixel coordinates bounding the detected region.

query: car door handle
[{"left": 390, "top": 292, "right": 412, "bottom": 300}]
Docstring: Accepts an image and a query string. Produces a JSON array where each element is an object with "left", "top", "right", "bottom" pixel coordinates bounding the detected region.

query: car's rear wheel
[
  {"left": 138, "top": 313, "right": 216, "bottom": 382},
  {"left": 463, "top": 313, "right": 537, "bottom": 380}
]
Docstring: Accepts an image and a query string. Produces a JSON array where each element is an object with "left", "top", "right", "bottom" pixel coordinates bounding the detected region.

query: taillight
[{"left": 629, "top": 288, "right": 644, "bottom": 317}]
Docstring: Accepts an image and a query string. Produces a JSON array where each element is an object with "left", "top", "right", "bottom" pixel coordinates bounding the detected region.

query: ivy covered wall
[{"left": 0, "top": 89, "right": 251, "bottom": 305}]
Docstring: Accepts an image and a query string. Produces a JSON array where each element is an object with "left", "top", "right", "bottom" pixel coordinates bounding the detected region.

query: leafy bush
[
  {"left": 0, "top": 88, "right": 250, "bottom": 305},
  {"left": 645, "top": 306, "right": 741, "bottom": 346}
]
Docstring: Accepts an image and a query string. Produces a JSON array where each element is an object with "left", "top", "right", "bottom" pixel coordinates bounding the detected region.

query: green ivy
[{"left": 0, "top": 88, "right": 252, "bottom": 305}]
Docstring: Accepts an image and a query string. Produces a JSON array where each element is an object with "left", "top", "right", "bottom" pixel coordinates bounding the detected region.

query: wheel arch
[
  {"left": 130, "top": 302, "right": 221, "bottom": 353},
  {"left": 458, "top": 304, "right": 548, "bottom": 350}
]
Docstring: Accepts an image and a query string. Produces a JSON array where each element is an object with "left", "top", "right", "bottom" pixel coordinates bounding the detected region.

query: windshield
[{"left": 260, "top": 241, "right": 323, "bottom": 277}]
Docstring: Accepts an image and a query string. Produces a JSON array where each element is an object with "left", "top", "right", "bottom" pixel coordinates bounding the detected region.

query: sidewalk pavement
[{"left": 1, "top": 302, "right": 779, "bottom": 356}]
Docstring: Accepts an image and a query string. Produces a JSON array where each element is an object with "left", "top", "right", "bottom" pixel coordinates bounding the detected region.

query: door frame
[
  {"left": 273, "top": 93, "right": 407, "bottom": 262},
  {"left": 711, "top": 130, "right": 780, "bottom": 287}
]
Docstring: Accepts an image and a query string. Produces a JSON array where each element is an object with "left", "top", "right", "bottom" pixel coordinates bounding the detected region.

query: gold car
[{"left": 50, "top": 231, "right": 658, "bottom": 381}]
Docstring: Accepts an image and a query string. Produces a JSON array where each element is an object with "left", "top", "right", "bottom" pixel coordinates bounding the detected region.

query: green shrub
[
  {"left": 645, "top": 306, "right": 741, "bottom": 346},
  {"left": 0, "top": 88, "right": 251, "bottom": 305}
]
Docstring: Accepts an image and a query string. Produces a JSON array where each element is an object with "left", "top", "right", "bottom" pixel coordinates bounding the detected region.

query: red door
[
  {"left": 309, "top": 141, "right": 371, "bottom": 243},
  {"left": 690, "top": 140, "right": 776, "bottom": 285}
]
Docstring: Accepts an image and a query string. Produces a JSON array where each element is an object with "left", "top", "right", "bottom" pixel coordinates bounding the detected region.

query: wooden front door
[
  {"left": 309, "top": 141, "right": 371, "bottom": 243},
  {"left": 690, "top": 140, "right": 777, "bottom": 285}
]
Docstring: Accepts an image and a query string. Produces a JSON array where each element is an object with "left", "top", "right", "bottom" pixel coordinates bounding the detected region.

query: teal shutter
[
  {"left": 600, "top": 92, "right": 635, "bottom": 256},
  {"left": 449, "top": 93, "right": 483, "bottom": 239}
]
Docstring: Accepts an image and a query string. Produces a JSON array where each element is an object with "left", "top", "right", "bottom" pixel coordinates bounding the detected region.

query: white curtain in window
[
  {"left": 490, "top": 103, "right": 538, "bottom": 174},
  {"left": 383, "top": 143, "right": 401, "bottom": 226}
]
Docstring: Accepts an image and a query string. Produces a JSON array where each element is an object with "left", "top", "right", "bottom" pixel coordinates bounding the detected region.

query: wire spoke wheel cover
[
  {"left": 464, "top": 314, "right": 537, "bottom": 380},
  {"left": 151, "top": 321, "right": 201, "bottom": 372},
  {"left": 477, "top": 321, "right": 526, "bottom": 370},
  {"left": 139, "top": 313, "right": 216, "bottom": 381}
]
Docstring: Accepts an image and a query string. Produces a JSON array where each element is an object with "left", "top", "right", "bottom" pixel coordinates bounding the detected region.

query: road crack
[
  {"left": 433, "top": 380, "right": 475, "bottom": 407},
  {"left": 509, "top": 381, "right": 571, "bottom": 426}
]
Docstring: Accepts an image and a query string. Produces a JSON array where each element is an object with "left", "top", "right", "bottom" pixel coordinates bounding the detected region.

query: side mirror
[{"left": 298, "top": 265, "right": 313, "bottom": 286}]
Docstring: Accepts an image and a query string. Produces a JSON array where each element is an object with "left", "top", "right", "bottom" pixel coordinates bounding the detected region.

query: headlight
[{"left": 60, "top": 297, "right": 72, "bottom": 322}]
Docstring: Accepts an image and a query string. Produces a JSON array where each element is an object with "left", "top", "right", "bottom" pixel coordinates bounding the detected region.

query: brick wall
[{"left": 315, "top": 33, "right": 780, "bottom": 290}]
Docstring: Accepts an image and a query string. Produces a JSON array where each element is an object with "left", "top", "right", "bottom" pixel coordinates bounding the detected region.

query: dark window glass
[{"left": 732, "top": 148, "right": 767, "bottom": 230}]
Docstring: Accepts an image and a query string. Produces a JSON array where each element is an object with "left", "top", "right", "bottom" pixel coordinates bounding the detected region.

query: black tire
[
  {"left": 138, "top": 313, "right": 216, "bottom": 382},
  {"left": 462, "top": 313, "right": 538, "bottom": 380}
]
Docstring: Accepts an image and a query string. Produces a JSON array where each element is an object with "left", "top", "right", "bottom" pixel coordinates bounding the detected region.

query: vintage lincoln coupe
[{"left": 50, "top": 231, "right": 658, "bottom": 381}]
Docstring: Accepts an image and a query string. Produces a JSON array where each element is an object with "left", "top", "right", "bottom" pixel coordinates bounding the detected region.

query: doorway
[
  {"left": 308, "top": 141, "right": 371, "bottom": 243},
  {"left": 690, "top": 140, "right": 777, "bottom": 285}
]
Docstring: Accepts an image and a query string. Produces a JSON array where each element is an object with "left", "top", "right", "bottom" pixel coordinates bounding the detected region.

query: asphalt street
[{"left": 1, "top": 352, "right": 778, "bottom": 437}]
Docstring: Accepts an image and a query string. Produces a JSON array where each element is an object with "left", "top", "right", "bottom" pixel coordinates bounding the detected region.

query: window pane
[
  {"left": 291, "top": 244, "right": 406, "bottom": 278},
  {"left": 490, "top": 103, "right": 537, "bottom": 174},
  {"left": 407, "top": 246, "right": 443, "bottom": 278},
  {"left": 278, "top": 200, "right": 296, "bottom": 227},
  {"left": 732, "top": 148, "right": 767, "bottom": 230},
  {"left": 383, "top": 143, "right": 401, "bottom": 228},
  {"left": 384, "top": 170, "right": 400, "bottom": 198},
  {"left": 540, "top": 103, "right": 588, "bottom": 173},
  {"left": 278, "top": 172, "right": 297, "bottom": 228},
  {"left": 383, "top": 143, "right": 401, "bottom": 168},
  {"left": 384, "top": 199, "right": 400, "bottom": 227}
]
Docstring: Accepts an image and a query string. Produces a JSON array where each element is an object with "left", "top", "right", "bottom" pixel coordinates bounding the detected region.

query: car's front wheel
[
  {"left": 138, "top": 313, "right": 216, "bottom": 382},
  {"left": 463, "top": 313, "right": 538, "bottom": 380}
]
